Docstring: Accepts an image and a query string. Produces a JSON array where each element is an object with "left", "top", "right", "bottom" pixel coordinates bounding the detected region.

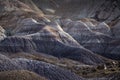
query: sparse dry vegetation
[{"left": 0, "top": 70, "right": 47, "bottom": 80}]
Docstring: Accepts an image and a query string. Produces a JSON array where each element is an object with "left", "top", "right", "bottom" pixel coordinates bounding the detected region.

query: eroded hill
[{"left": 0, "top": 0, "right": 120, "bottom": 80}]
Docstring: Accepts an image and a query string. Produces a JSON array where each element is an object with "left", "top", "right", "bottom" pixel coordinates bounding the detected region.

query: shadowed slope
[
  {"left": 31, "top": 0, "right": 120, "bottom": 21},
  {"left": 105, "top": 40, "right": 120, "bottom": 60}
]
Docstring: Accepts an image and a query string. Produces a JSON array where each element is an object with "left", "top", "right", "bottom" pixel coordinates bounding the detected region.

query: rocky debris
[{"left": 0, "top": 70, "right": 47, "bottom": 80}]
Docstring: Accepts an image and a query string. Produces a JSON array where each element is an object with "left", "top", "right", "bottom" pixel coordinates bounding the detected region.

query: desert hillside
[{"left": 0, "top": 0, "right": 120, "bottom": 80}]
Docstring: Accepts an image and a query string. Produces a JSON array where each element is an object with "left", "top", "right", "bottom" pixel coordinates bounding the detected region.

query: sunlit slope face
[
  {"left": 0, "top": 0, "right": 33, "bottom": 12},
  {"left": 31, "top": 0, "right": 120, "bottom": 21},
  {"left": 0, "top": 0, "right": 48, "bottom": 30}
]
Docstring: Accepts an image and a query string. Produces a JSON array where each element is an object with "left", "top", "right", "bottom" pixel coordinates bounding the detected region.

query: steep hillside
[
  {"left": 0, "top": 18, "right": 106, "bottom": 65},
  {"left": 0, "top": 0, "right": 48, "bottom": 30},
  {"left": 0, "top": 0, "right": 120, "bottom": 80}
]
